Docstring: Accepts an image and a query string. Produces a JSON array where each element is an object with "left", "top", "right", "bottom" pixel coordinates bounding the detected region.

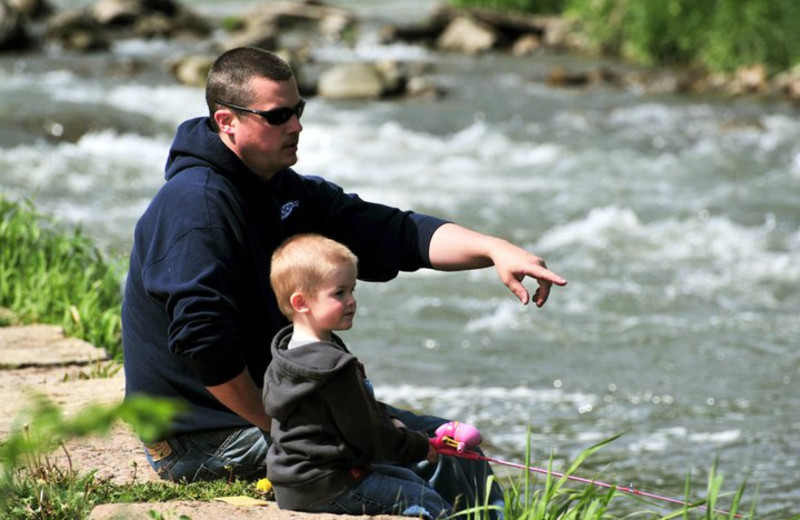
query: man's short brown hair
[{"left": 205, "top": 47, "right": 295, "bottom": 130}]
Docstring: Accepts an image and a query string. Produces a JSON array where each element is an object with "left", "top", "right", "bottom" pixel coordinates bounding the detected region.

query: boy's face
[{"left": 305, "top": 263, "right": 358, "bottom": 336}]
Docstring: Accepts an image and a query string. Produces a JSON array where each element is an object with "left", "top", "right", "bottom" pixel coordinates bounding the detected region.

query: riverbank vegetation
[
  {"left": 450, "top": 0, "right": 800, "bottom": 75},
  {"left": 0, "top": 196, "right": 124, "bottom": 359}
]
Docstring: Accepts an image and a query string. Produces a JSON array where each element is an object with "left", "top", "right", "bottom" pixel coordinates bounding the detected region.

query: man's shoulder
[
  {"left": 157, "top": 167, "right": 243, "bottom": 205},
  {"left": 276, "top": 170, "right": 341, "bottom": 192},
  {"left": 136, "top": 169, "right": 250, "bottom": 241}
]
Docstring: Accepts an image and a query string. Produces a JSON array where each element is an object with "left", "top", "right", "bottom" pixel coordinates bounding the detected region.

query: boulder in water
[{"left": 0, "top": 0, "right": 36, "bottom": 51}]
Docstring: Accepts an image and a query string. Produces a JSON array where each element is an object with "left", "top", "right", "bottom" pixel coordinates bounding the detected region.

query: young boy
[{"left": 263, "top": 233, "right": 451, "bottom": 519}]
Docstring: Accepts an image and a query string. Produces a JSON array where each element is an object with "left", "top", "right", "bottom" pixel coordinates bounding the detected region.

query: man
[{"left": 122, "top": 47, "right": 566, "bottom": 512}]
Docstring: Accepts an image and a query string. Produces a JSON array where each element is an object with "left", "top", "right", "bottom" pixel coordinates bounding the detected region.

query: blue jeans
[
  {"left": 304, "top": 464, "right": 451, "bottom": 519},
  {"left": 143, "top": 427, "right": 269, "bottom": 482}
]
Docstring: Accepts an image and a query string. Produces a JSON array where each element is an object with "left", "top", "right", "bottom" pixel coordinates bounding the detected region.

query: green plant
[
  {"left": 0, "top": 196, "right": 124, "bottom": 359},
  {"left": 565, "top": 0, "right": 714, "bottom": 66},
  {"left": 219, "top": 15, "right": 245, "bottom": 32},
  {"left": 503, "top": 434, "right": 619, "bottom": 519},
  {"left": 471, "top": 431, "right": 759, "bottom": 520},
  {"left": 450, "top": 0, "right": 800, "bottom": 74},
  {"left": 566, "top": 0, "right": 800, "bottom": 73},
  {"left": 700, "top": 0, "right": 800, "bottom": 73},
  {"left": 61, "top": 360, "right": 124, "bottom": 382},
  {"left": 147, "top": 512, "right": 192, "bottom": 520}
]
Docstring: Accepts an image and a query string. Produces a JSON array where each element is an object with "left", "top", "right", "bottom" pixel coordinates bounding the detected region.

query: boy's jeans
[
  {"left": 386, "top": 405, "right": 505, "bottom": 520},
  {"left": 304, "top": 463, "right": 451, "bottom": 519}
]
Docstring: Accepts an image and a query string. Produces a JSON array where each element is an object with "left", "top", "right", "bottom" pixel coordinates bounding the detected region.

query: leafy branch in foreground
[
  {"left": 2, "top": 394, "right": 181, "bottom": 481},
  {"left": 0, "top": 394, "right": 184, "bottom": 519}
]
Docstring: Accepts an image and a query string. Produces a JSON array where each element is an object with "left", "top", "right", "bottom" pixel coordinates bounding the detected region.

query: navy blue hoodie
[{"left": 122, "top": 117, "right": 447, "bottom": 437}]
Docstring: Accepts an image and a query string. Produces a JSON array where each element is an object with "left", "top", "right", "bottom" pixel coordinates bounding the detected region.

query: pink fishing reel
[{"left": 430, "top": 421, "right": 483, "bottom": 454}]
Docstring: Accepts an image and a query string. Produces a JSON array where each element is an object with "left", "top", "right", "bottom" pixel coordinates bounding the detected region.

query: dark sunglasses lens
[
  {"left": 263, "top": 101, "right": 305, "bottom": 125},
  {"left": 295, "top": 100, "right": 305, "bottom": 118},
  {"left": 263, "top": 108, "right": 294, "bottom": 125}
]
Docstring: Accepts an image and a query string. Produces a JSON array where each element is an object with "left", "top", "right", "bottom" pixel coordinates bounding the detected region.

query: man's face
[{"left": 215, "top": 76, "right": 303, "bottom": 181}]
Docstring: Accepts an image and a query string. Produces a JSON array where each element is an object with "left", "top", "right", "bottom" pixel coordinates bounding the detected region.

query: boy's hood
[{"left": 264, "top": 327, "right": 357, "bottom": 421}]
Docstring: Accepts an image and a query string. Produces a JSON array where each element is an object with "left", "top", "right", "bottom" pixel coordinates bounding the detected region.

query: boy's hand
[{"left": 426, "top": 444, "right": 439, "bottom": 463}]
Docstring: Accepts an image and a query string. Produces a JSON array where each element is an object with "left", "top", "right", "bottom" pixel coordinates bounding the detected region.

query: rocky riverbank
[{"left": 2, "top": 0, "right": 799, "bottom": 103}]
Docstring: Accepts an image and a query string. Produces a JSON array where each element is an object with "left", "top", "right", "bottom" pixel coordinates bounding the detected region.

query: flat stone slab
[
  {"left": 89, "top": 501, "right": 406, "bottom": 520},
  {"left": 0, "top": 365, "right": 126, "bottom": 436},
  {"left": 0, "top": 324, "right": 108, "bottom": 367}
]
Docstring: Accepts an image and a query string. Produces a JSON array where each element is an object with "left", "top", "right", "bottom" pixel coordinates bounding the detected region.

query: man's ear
[
  {"left": 290, "top": 292, "right": 309, "bottom": 313},
  {"left": 213, "top": 109, "right": 236, "bottom": 135}
]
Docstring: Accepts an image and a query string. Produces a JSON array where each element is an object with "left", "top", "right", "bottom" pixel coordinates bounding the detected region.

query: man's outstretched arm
[{"left": 428, "top": 223, "right": 567, "bottom": 308}]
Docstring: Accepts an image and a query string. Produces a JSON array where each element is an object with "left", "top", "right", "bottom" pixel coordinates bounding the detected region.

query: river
[{"left": 1, "top": 0, "right": 798, "bottom": 517}]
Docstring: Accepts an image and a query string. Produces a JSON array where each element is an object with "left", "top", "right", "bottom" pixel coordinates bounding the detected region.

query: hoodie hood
[
  {"left": 264, "top": 326, "right": 357, "bottom": 421},
  {"left": 165, "top": 117, "right": 251, "bottom": 183}
]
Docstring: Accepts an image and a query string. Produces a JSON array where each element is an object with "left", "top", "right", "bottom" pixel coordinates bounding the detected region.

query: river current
[{"left": 1, "top": 0, "right": 798, "bottom": 516}]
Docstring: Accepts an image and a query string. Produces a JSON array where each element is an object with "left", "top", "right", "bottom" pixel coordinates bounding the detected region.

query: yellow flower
[{"left": 256, "top": 478, "right": 272, "bottom": 493}]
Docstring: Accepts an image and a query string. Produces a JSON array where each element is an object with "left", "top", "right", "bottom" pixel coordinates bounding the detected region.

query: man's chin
[{"left": 282, "top": 154, "right": 298, "bottom": 168}]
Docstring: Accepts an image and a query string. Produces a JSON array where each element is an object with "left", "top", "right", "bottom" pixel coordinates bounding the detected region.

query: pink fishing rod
[{"left": 430, "top": 421, "right": 742, "bottom": 518}]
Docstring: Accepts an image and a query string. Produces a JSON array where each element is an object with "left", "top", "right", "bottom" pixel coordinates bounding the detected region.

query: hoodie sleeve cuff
[{"left": 409, "top": 213, "right": 450, "bottom": 267}]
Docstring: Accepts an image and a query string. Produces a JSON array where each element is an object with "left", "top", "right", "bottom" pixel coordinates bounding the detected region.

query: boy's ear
[{"left": 290, "top": 292, "right": 309, "bottom": 313}]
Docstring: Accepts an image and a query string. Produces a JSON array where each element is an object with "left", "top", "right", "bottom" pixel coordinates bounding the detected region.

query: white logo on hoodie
[{"left": 280, "top": 201, "right": 299, "bottom": 220}]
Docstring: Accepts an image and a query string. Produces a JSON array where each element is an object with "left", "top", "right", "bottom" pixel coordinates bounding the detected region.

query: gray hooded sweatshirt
[{"left": 263, "top": 325, "right": 431, "bottom": 510}]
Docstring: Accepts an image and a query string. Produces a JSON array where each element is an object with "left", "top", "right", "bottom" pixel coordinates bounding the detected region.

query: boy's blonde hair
[{"left": 270, "top": 234, "right": 358, "bottom": 318}]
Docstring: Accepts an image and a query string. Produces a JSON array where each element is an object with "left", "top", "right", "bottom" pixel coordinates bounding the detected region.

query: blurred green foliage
[
  {"left": 450, "top": 0, "right": 800, "bottom": 73},
  {"left": 1, "top": 394, "right": 183, "bottom": 519},
  {"left": 450, "top": 0, "right": 569, "bottom": 13}
]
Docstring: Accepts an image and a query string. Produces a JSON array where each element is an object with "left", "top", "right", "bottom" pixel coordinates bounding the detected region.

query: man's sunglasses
[{"left": 215, "top": 99, "right": 306, "bottom": 125}]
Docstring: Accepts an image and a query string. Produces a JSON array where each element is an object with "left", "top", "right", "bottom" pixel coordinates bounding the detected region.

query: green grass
[
  {"left": 0, "top": 196, "right": 124, "bottom": 360},
  {"left": 3, "top": 461, "right": 265, "bottom": 520},
  {"left": 488, "top": 433, "right": 757, "bottom": 520}
]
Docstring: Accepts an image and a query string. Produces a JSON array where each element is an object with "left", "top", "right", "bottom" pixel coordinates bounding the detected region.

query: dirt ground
[{"left": 0, "top": 324, "right": 402, "bottom": 520}]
